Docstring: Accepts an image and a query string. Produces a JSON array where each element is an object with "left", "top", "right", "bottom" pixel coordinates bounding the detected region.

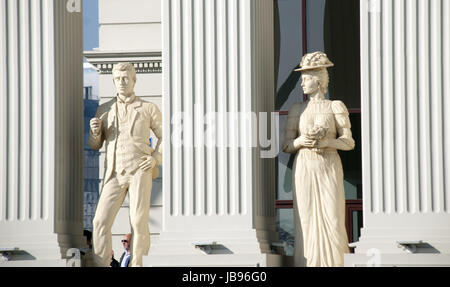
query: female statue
[{"left": 282, "top": 52, "right": 355, "bottom": 267}]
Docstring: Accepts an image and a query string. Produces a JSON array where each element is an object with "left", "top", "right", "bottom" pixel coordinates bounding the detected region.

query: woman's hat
[{"left": 295, "top": 51, "right": 334, "bottom": 72}]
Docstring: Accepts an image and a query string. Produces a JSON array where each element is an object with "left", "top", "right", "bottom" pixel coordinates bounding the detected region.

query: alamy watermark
[
  {"left": 66, "top": 248, "right": 81, "bottom": 267},
  {"left": 66, "top": 0, "right": 81, "bottom": 13},
  {"left": 171, "top": 109, "right": 280, "bottom": 159},
  {"left": 368, "top": 0, "right": 381, "bottom": 13},
  {"left": 366, "top": 248, "right": 381, "bottom": 267}
]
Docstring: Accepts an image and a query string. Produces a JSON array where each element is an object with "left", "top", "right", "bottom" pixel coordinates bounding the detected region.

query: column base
[
  {"left": 350, "top": 227, "right": 450, "bottom": 254},
  {"left": 147, "top": 230, "right": 278, "bottom": 255},
  {"left": 344, "top": 254, "right": 450, "bottom": 267},
  {"left": 0, "top": 259, "right": 68, "bottom": 267},
  {"left": 144, "top": 253, "right": 285, "bottom": 267},
  {"left": 0, "top": 249, "right": 94, "bottom": 267},
  {"left": 143, "top": 229, "right": 284, "bottom": 266},
  {"left": 0, "top": 233, "right": 88, "bottom": 265},
  {"left": 345, "top": 227, "right": 450, "bottom": 266}
]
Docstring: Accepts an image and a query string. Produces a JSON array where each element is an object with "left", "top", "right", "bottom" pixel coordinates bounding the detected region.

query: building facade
[{"left": 1, "top": 0, "right": 449, "bottom": 267}]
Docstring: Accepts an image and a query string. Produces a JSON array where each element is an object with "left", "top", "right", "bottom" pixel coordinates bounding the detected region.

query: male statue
[{"left": 89, "top": 63, "right": 162, "bottom": 267}]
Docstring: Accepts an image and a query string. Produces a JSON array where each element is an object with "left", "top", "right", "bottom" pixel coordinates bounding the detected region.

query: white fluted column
[
  {"left": 0, "top": 0, "right": 85, "bottom": 266},
  {"left": 346, "top": 0, "right": 450, "bottom": 266},
  {"left": 144, "top": 0, "right": 282, "bottom": 267}
]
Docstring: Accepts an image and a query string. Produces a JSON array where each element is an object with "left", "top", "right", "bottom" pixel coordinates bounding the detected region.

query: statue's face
[
  {"left": 301, "top": 73, "right": 319, "bottom": 95},
  {"left": 113, "top": 70, "right": 136, "bottom": 96}
]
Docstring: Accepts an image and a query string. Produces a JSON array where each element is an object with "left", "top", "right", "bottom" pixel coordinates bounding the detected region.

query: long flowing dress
[{"left": 283, "top": 99, "right": 355, "bottom": 267}]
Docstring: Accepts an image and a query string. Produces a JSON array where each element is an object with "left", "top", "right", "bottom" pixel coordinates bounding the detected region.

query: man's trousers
[{"left": 93, "top": 168, "right": 153, "bottom": 267}]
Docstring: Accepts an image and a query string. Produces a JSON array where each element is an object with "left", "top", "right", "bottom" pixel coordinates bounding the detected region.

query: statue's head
[
  {"left": 295, "top": 52, "right": 333, "bottom": 95},
  {"left": 301, "top": 68, "right": 329, "bottom": 95},
  {"left": 112, "top": 63, "right": 137, "bottom": 96}
]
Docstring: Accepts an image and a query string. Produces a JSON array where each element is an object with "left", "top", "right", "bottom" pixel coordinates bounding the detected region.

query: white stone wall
[
  {"left": 99, "top": 0, "right": 161, "bottom": 51},
  {"left": 141, "top": 0, "right": 282, "bottom": 267},
  {"left": 346, "top": 0, "right": 450, "bottom": 266},
  {"left": 0, "top": 0, "right": 85, "bottom": 262}
]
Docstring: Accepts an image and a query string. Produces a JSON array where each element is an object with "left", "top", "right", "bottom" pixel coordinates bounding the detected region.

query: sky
[
  {"left": 83, "top": 0, "right": 99, "bottom": 52},
  {"left": 83, "top": 0, "right": 99, "bottom": 94}
]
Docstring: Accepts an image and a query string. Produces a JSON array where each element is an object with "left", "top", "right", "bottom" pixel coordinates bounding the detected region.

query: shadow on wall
[{"left": 410, "top": 243, "right": 441, "bottom": 254}]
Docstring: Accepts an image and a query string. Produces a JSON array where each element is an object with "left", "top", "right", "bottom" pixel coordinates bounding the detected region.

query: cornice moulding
[{"left": 84, "top": 50, "right": 162, "bottom": 74}]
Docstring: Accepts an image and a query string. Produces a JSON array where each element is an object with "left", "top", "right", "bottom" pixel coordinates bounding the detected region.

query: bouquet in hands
[{"left": 306, "top": 125, "right": 328, "bottom": 153}]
